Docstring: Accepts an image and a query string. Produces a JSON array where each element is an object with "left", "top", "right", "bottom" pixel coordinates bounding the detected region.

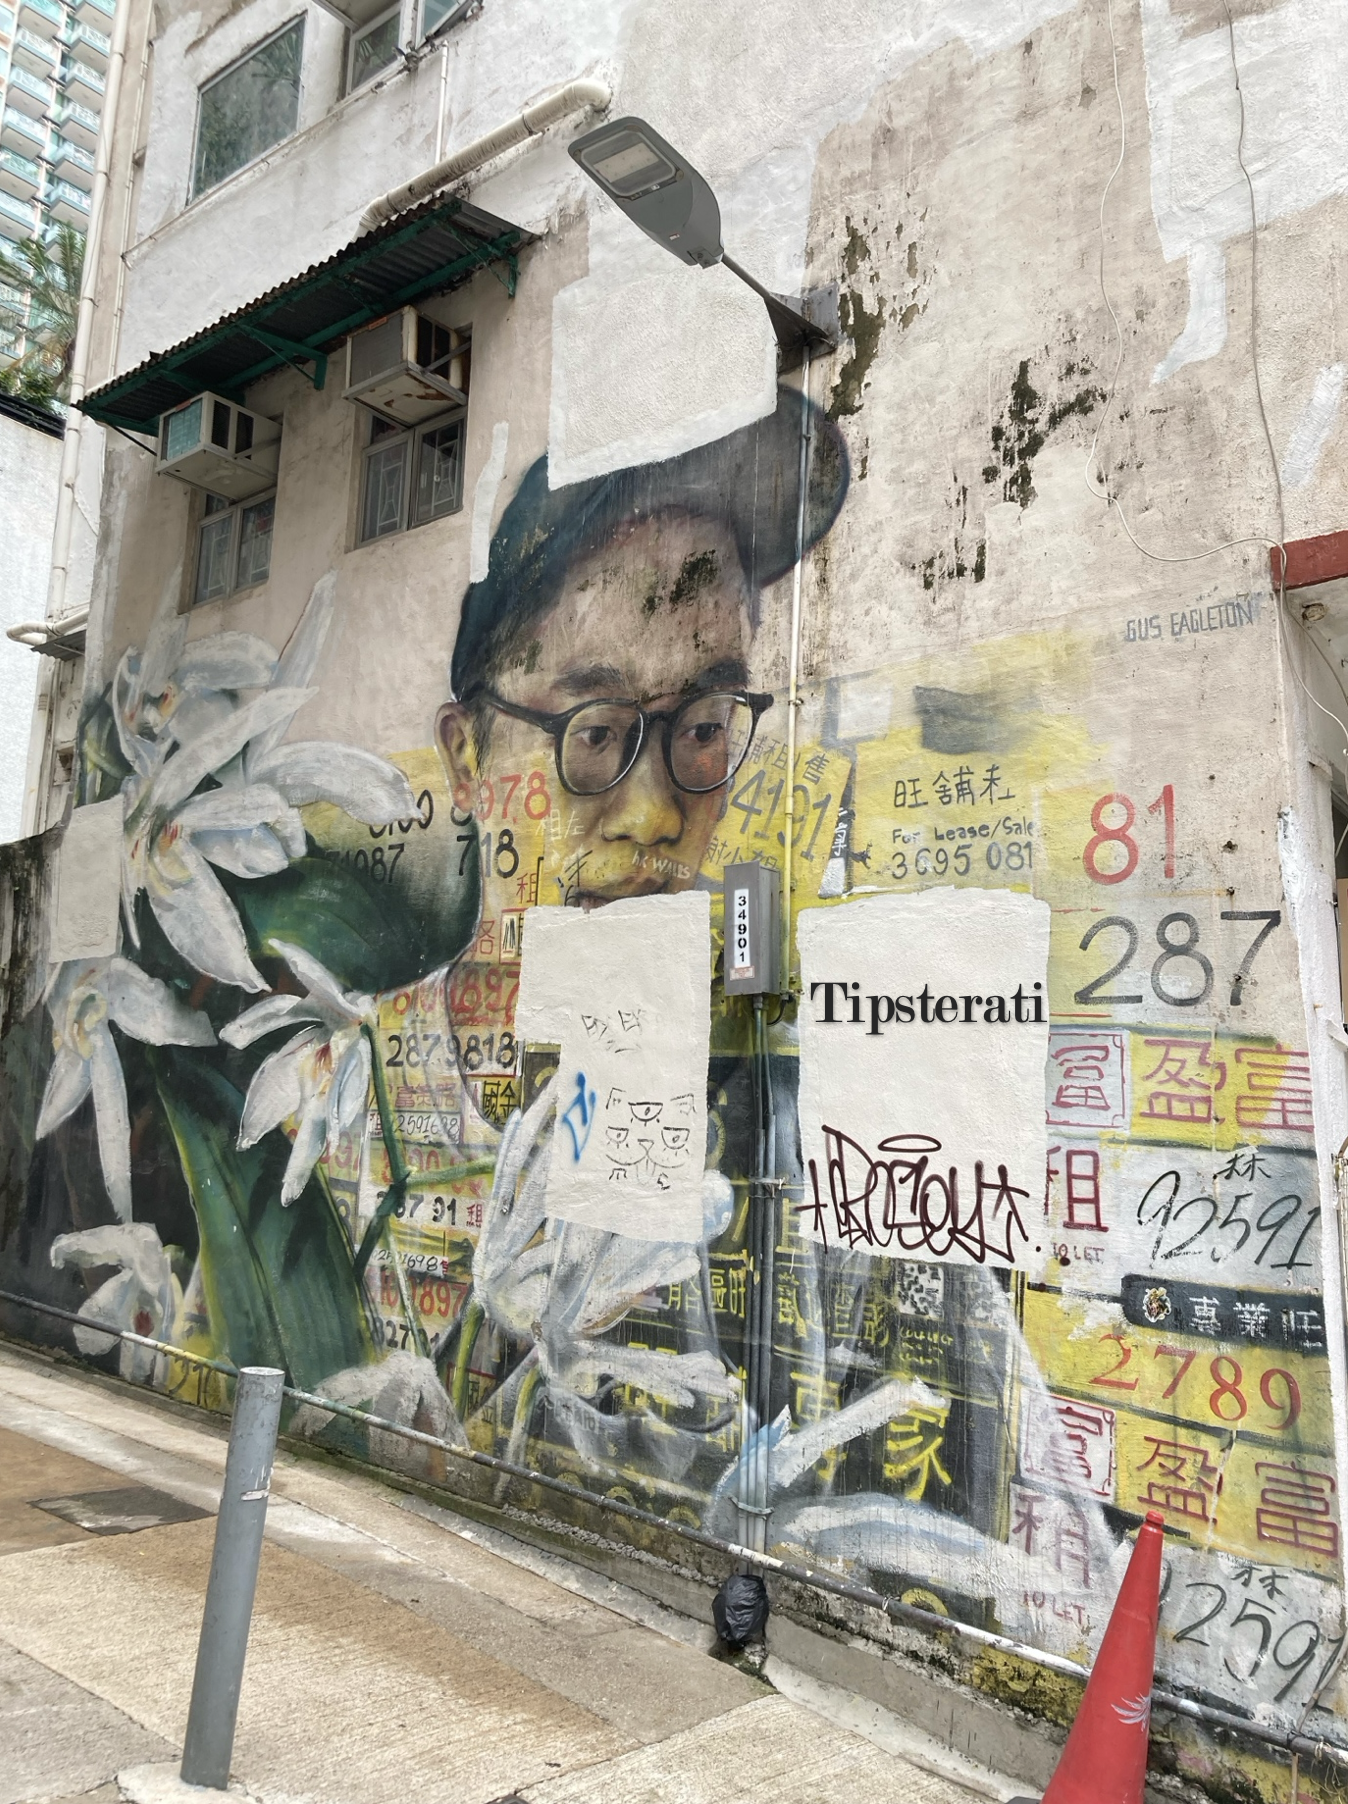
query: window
[
  {"left": 194, "top": 491, "right": 275, "bottom": 603},
  {"left": 348, "top": 5, "right": 399, "bottom": 89},
  {"left": 358, "top": 411, "right": 465, "bottom": 543},
  {"left": 420, "top": 0, "right": 466, "bottom": 35},
  {"left": 192, "top": 18, "right": 304, "bottom": 199}
]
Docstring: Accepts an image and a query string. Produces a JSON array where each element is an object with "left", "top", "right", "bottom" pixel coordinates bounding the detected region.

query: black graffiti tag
[{"left": 801, "top": 1128, "right": 1030, "bottom": 1264}]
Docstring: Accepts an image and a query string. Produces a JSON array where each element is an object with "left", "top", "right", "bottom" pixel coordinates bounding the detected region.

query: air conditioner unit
[
  {"left": 156, "top": 393, "right": 281, "bottom": 500},
  {"left": 343, "top": 309, "right": 469, "bottom": 425}
]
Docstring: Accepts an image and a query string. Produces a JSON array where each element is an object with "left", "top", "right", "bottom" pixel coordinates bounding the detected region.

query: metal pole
[{"left": 180, "top": 1366, "right": 284, "bottom": 1790}]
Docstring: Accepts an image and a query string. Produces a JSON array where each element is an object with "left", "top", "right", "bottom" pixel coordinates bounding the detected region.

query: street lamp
[{"left": 569, "top": 116, "right": 835, "bottom": 366}]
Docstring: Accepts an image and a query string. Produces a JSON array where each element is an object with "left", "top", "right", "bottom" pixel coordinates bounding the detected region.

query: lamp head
[{"left": 569, "top": 116, "right": 724, "bottom": 269}]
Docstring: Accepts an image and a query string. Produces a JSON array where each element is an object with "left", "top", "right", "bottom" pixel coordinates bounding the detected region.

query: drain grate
[{"left": 32, "top": 1484, "right": 211, "bottom": 1535}]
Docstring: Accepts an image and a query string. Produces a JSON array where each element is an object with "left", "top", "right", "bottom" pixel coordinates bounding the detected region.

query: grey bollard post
[{"left": 180, "top": 1366, "right": 284, "bottom": 1791}]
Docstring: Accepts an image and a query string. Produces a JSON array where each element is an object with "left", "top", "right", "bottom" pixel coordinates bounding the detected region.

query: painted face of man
[{"left": 438, "top": 511, "right": 756, "bottom": 921}]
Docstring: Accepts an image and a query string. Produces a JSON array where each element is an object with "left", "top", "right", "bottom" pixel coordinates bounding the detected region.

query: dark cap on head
[{"left": 450, "top": 384, "right": 849, "bottom": 699}]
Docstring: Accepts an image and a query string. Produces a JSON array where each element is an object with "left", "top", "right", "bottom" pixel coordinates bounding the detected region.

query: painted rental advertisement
[{"left": 2, "top": 0, "right": 1348, "bottom": 1797}]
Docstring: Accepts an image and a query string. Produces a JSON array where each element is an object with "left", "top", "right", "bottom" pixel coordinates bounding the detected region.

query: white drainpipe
[{"left": 360, "top": 77, "right": 610, "bottom": 232}]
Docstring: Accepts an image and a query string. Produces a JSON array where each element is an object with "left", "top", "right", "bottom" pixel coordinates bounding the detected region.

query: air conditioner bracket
[{"left": 241, "top": 325, "right": 328, "bottom": 390}]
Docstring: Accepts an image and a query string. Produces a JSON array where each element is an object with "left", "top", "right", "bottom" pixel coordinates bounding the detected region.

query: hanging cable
[
  {"left": 1086, "top": 0, "right": 1348, "bottom": 765},
  {"left": 1084, "top": 0, "right": 1277, "bottom": 565}
]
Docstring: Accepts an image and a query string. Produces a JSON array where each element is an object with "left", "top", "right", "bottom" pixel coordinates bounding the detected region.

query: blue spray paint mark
[{"left": 561, "top": 1070, "right": 597, "bottom": 1161}]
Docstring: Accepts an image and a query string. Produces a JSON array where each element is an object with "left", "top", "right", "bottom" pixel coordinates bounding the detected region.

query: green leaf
[
  {"left": 150, "top": 1049, "right": 374, "bottom": 1386},
  {"left": 224, "top": 854, "right": 474, "bottom": 996}
]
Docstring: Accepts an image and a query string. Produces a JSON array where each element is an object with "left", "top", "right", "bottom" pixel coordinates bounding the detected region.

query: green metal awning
[{"left": 80, "top": 195, "right": 532, "bottom": 435}]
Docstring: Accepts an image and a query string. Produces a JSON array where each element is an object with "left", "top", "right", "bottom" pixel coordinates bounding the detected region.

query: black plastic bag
[{"left": 713, "top": 1572, "right": 770, "bottom": 1648}]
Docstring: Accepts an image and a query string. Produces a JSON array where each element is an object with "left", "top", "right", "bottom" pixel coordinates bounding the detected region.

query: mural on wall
[{"left": 0, "top": 379, "right": 1341, "bottom": 1750}]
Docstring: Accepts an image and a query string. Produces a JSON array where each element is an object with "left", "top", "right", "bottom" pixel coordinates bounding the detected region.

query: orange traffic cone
[{"left": 1030, "top": 1510, "right": 1167, "bottom": 1804}]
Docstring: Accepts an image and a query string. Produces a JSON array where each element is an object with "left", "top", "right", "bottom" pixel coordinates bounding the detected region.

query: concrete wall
[
  {"left": 0, "top": 408, "right": 61, "bottom": 842},
  {"left": 4, "top": 2, "right": 1348, "bottom": 1796}
]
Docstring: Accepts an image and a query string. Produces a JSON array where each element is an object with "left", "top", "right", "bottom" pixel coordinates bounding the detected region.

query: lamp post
[{"left": 569, "top": 115, "right": 835, "bottom": 367}]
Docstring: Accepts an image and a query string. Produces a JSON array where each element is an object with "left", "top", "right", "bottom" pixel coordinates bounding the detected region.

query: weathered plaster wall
[
  {"left": 0, "top": 412, "right": 61, "bottom": 841},
  {"left": 5, "top": 3, "right": 1348, "bottom": 1799}
]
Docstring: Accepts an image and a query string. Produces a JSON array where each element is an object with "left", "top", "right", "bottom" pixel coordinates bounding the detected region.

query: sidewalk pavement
[{"left": 0, "top": 1343, "right": 1021, "bottom": 1804}]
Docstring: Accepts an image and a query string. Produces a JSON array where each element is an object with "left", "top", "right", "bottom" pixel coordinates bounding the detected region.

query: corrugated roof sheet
[{"left": 80, "top": 194, "right": 531, "bottom": 434}]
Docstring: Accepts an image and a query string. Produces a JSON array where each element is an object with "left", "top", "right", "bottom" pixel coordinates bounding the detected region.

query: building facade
[
  {"left": 0, "top": 0, "right": 105, "bottom": 311},
  {"left": 3, "top": 1, "right": 1348, "bottom": 1797}
]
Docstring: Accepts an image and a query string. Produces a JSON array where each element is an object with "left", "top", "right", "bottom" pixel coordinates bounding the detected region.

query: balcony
[
  {"left": 12, "top": 26, "right": 59, "bottom": 74},
  {"left": 49, "top": 135, "right": 92, "bottom": 187},
  {"left": 0, "top": 8, "right": 16, "bottom": 36},
  {"left": 7, "top": 65, "right": 55, "bottom": 116},
  {"left": 47, "top": 175, "right": 88, "bottom": 223},
  {"left": 53, "top": 100, "right": 97, "bottom": 148},
  {"left": 16, "top": 0, "right": 62, "bottom": 39},
  {"left": 73, "top": 0, "right": 113, "bottom": 20},
  {"left": 63, "top": 20, "right": 108, "bottom": 69},
  {"left": 0, "top": 147, "right": 40, "bottom": 199},
  {"left": 1, "top": 108, "right": 48, "bottom": 154},
  {"left": 0, "top": 188, "right": 37, "bottom": 232},
  {"left": 62, "top": 58, "right": 104, "bottom": 98}
]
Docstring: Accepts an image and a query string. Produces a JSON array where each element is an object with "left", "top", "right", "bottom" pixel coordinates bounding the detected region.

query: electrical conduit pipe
[{"left": 359, "top": 77, "right": 611, "bottom": 231}]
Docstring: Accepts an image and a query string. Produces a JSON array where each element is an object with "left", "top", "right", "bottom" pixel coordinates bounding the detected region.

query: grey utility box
[{"left": 723, "top": 861, "right": 781, "bottom": 996}]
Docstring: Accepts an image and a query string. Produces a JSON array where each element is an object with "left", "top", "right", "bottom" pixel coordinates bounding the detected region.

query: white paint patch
[
  {"left": 516, "top": 890, "right": 710, "bottom": 1240},
  {"left": 548, "top": 246, "right": 778, "bottom": 489},
  {"left": 469, "top": 419, "right": 510, "bottom": 583},
  {"left": 547, "top": 0, "right": 1079, "bottom": 480},
  {"left": 1141, "top": 0, "right": 1348, "bottom": 382},
  {"left": 796, "top": 888, "right": 1050, "bottom": 1270},
  {"left": 1281, "top": 363, "right": 1346, "bottom": 489},
  {"left": 832, "top": 672, "right": 895, "bottom": 744},
  {"left": 49, "top": 799, "right": 125, "bottom": 962},
  {"left": 1153, "top": 240, "right": 1228, "bottom": 384}
]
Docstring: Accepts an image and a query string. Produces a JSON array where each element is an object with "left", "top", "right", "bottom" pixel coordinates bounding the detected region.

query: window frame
[
  {"left": 189, "top": 15, "right": 306, "bottom": 203},
  {"left": 346, "top": 2, "right": 401, "bottom": 92},
  {"left": 357, "top": 406, "right": 466, "bottom": 546},
  {"left": 192, "top": 489, "right": 277, "bottom": 607},
  {"left": 417, "top": 0, "right": 471, "bottom": 42}
]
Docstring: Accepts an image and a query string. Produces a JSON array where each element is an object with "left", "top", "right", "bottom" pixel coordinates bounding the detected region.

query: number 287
[{"left": 1073, "top": 911, "right": 1280, "bottom": 1009}]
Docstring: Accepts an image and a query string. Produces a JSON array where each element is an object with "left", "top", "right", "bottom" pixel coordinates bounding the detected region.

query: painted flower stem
[
  {"left": 403, "top": 1162, "right": 496, "bottom": 1191},
  {"left": 450, "top": 1296, "right": 484, "bottom": 1420}
]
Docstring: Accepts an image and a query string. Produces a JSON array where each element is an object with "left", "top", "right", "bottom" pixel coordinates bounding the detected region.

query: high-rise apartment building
[{"left": 0, "top": 0, "right": 109, "bottom": 354}]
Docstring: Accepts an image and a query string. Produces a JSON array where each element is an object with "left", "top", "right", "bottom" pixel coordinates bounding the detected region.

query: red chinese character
[
  {"left": 1065, "top": 1149, "right": 1105, "bottom": 1231},
  {"left": 1139, "top": 1039, "right": 1227, "bottom": 1125},
  {"left": 1051, "top": 1043, "right": 1114, "bottom": 1114},
  {"left": 1235, "top": 1046, "right": 1314, "bottom": 1134},
  {"left": 1256, "top": 1461, "right": 1339, "bottom": 1558},
  {"left": 1136, "top": 1434, "right": 1222, "bottom": 1522}
]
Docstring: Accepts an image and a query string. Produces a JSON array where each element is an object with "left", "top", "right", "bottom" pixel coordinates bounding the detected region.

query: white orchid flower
[
  {"left": 115, "top": 576, "right": 417, "bottom": 994},
  {"left": 472, "top": 1078, "right": 740, "bottom": 1436},
  {"left": 222, "top": 940, "right": 375, "bottom": 1204},
  {"left": 36, "top": 957, "right": 216, "bottom": 1220},
  {"left": 289, "top": 1350, "right": 466, "bottom": 1472},
  {"left": 120, "top": 686, "right": 318, "bottom": 992},
  {"left": 49, "top": 1222, "right": 182, "bottom": 1384}
]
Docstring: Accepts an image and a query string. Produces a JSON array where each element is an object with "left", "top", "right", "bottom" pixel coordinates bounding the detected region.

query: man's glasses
[{"left": 473, "top": 688, "right": 774, "bottom": 796}]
